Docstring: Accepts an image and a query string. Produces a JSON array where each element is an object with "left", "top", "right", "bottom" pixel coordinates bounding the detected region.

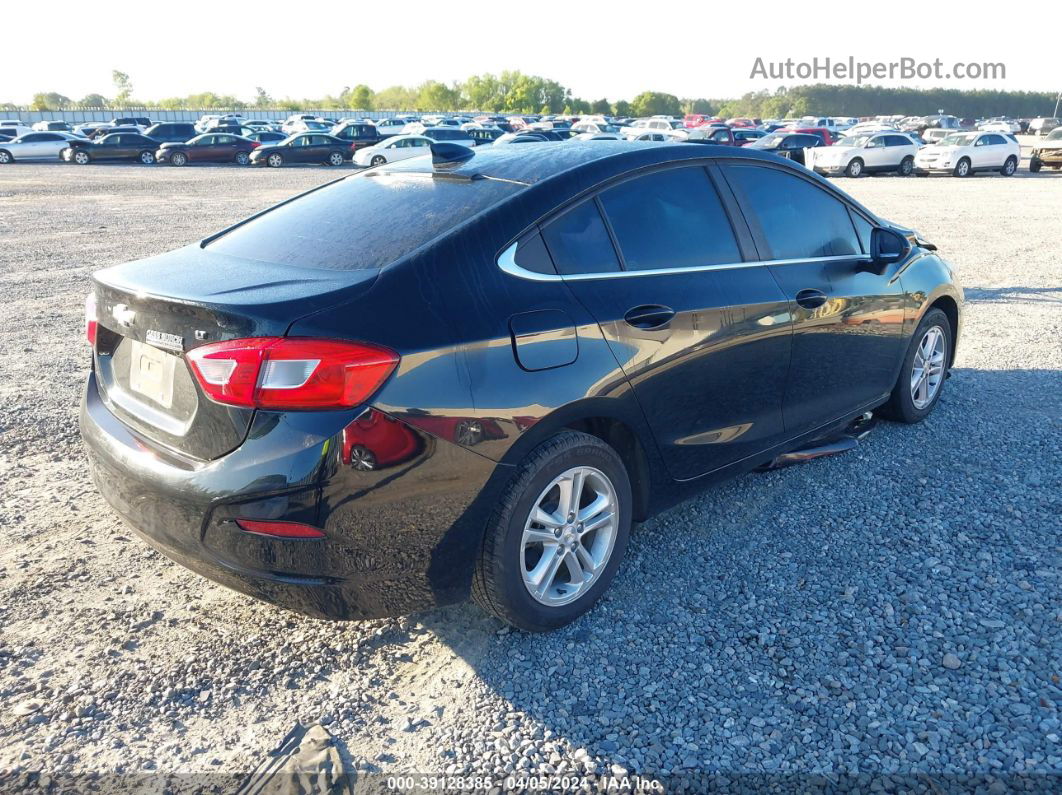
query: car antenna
[{"left": 430, "top": 142, "right": 475, "bottom": 169}]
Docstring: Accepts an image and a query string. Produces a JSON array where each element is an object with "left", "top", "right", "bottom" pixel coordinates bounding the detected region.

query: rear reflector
[
  {"left": 235, "top": 519, "right": 326, "bottom": 539},
  {"left": 186, "top": 337, "right": 398, "bottom": 410},
  {"left": 85, "top": 293, "right": 98, "bottom": 346}
]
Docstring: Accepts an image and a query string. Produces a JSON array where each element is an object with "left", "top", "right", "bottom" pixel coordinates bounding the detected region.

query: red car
[
  {"left": 785, "top": 127, "right": 834, "bottom": 145},
  {"left": 341, "top": 410, "right": 421, "bottom": 470},
  {"left": 156, "top": 133, "right": 261, "bottom": 166},
  {"left": 683, "top": 114, "right": 723, "bottom": 128}
]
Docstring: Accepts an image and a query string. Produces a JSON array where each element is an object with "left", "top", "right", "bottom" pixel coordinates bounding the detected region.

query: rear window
[{"left": 207, "top": 172, "right": 522, "bottom": 270}]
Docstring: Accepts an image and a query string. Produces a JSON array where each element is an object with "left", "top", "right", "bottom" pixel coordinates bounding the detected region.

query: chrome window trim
[{"left": 497, "top": 241, "right": 868, "bottom": 283}]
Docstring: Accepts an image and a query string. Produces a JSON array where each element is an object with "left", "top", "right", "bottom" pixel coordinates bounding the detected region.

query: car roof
[{"left": 378, "top": 139, "right": 797, "bottom": 186}]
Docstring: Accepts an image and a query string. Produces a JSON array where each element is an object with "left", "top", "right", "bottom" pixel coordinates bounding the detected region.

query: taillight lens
[
  {"left": 85, "top": 293, "right": 98, "bottom": 346},
  {"left": 235, "top": 519, "right": 325, "bottom": 539},
  {"left": 185, "top": 337, "right": 398, "bottom": 410}
]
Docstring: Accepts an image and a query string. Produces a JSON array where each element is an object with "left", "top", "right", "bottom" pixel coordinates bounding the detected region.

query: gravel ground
[{"left": 0, "top": 160, "right": 1060, "bottom": 791}]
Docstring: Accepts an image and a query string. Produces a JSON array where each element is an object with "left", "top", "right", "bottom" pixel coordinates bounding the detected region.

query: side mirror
[{"left": 869, "top": 227, "right": 909, "bottom": 273}]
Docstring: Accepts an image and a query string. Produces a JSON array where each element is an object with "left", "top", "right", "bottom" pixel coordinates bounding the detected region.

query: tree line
[{"left": 7, "top": 71, "right": 1058, "bottom": 119}]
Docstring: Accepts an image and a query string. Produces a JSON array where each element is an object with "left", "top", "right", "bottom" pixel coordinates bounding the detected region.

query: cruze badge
[
  {"left": 111, "top": 303, "right": 136, "bottom": 327},
  {"left": 146, "top": 329, "right": 184, "bottom": 353}
]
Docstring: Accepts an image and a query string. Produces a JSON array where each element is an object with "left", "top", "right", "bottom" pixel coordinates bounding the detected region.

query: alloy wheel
[
  {"left": 330, "top": 153, "right": 343, "bottom": 165},
  {"left": 0, "top": 151, "right": 10, "bottom": 164},
  {"left": 910, "top": 325, "right": 946, "bottom": 409},
  {"left": 268, "top": 154, "right": 282, "bottom": 168},
  {"left": 521, "top": 466, "right": 618, "bottom": 607},
  {"left": 74, "top": 151, "right": 89, "bottom": 165}
]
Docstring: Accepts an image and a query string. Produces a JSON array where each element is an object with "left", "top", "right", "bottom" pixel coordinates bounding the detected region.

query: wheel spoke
[
  {"left": 580, "top": 510, "right": 613, "bottom": 536},
  {"left": 532, "top": 507, "right": 563, "bottom": 529},
  {"left": 575, "top": 543, "right": 597, "bottom": 575},
  {"left": 528, "top": 546, "right": 564, "bottom": 596},
  {"left": 578, "top": 492, "right": 610, "bottom": 524},
  {"left": 524, "top": 527, "right": 557, "bottom": 545},
  {"left": 563, "top": 548, "right": 586, "bottom": 585}
]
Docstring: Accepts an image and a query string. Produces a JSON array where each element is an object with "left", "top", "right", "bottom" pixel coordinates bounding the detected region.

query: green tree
[
  {"left": 255, "top": 87, "right": 273, "bottom": 108},
  {"left": 347, "top": 84, "right": 374, "bottom": 110},
  {"left": 375, "top": 85, "right": 416, "bottom": 109},
  {"left": 31, "top": 92, "right": 72, "bottom": 111},
  {"left": 112, "top": 70, "right": 133, "bottom": 107},
  {"left": 590, "top": 98, "right": 611, "bottom": 114},
  {"left": 463, "top": 73, "right": 503, "bottom": 111},
  {"left": 629, "top": 91, "right": 681, "bottom": 118},
  {"left": 78, "top": 93, "right": 109, "bottom": 109},
  {"left": 612, "top": 99, "right": 631, "bottom": 117},
  {"left": 416, "top": 80, "right": 460, "bottom": 111}
]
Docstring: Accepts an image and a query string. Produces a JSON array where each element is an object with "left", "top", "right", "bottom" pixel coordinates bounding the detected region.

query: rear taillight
[
  {"left": 235, "top": 519, "right": 325, "bottom": 539},
  {"left": 185, "top": 337, "right": 398, "bottom": 410},
  {"left": 85, "top": 293, "right": 98, "bottom": 346}
]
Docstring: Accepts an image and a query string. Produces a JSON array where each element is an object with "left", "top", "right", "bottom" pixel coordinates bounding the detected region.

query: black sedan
[
  {"left": 248, "top": 133, "right": 351, "bottom": 167},
  {"left": 157, "top": 133, "right": 259, "bottom": 166},
  {"left": 744, "top": 132, "right": 827, "bottom": 166},
  {"left": 80, "top": 142, "right": 963, "bottom": 631},
  {"left": 63, "top": 133, "right": 161, "bottom": 165}
]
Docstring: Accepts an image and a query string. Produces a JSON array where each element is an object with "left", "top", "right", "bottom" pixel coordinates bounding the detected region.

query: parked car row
[{"left": 0, "top": 110, "right": 1052, "bottom": 179}]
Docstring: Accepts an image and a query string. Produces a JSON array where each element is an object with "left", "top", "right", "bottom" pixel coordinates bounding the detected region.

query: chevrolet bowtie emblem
[{"left": 112, "top": 303, "right": 136, "bottom": 327}]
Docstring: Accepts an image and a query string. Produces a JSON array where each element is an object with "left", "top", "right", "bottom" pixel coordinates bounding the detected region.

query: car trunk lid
[{"left": 91, "top": 245, "right": 378, "bottom": 460}]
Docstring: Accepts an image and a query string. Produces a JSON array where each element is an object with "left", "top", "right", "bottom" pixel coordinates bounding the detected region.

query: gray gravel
[{"left": 0, "top": 161, "right": 1059, "bottom": 788}]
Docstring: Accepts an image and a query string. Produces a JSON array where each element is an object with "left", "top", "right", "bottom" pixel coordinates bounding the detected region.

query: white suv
[
  {"left": 809, "top": 132, "right": 920, "bottom": 177},
  {"left": 914, "top": 132, "right": 1020, "bottom": 177}
]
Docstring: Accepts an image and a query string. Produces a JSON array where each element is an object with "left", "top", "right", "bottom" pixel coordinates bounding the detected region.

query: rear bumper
[{"left": 80, "top": 372, "right": 504, "bottom": 620}]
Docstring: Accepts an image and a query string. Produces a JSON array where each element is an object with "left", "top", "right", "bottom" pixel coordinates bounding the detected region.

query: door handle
[
  {"left": 624, "top": 304, "right": 675, "bottom": 330},
  {"left": 795, "top": 289, "right": 828, "bottom": 310}
]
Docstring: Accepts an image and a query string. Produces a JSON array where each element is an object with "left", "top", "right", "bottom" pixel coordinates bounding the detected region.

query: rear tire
[
  {"left": 328, "top": 151, "right": 344, "bottom": 166},
  {"left": 235, "top": 151, "right": 250, "bottom": 166},
  {"left": 1000, "top": 156, "right": 1017, "bottom": 176},
  {"left": 139, "top": 150, "right": 155, "bottom": 165},
  {"left": 898, "top": 156, "right": 914, "bottom": 176},
  {"left": 472, "top": 431, "right": 632, "bottom": 632},
  {"left": 953, "top": 158, "right": 971, "bottom": 177},
  {"left": 844, "top": 158, "right": 863, "bottom": 178},
  {"left": 880, "top": 308, "right": 952, "bottom": 424}
]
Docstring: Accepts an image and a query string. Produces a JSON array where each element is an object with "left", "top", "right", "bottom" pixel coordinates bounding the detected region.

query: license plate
[{"left": 128, "top": 340, "right": 176, "bottom": 408}]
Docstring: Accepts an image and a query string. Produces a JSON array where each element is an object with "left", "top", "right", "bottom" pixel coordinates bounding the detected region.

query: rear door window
[
  {"left": 723, "top": 164, "right": 860, "bottom": 260},
  {"left": 598, "top": 167, "right": 740, "bottom": 271},
  {"left": 540, "top": 199, "right": 621, "bottom": 275}
]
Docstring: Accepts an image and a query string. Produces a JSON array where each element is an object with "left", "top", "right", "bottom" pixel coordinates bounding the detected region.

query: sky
[{"left": 5, "top": 2, "right": 1057, "bottom": 105}]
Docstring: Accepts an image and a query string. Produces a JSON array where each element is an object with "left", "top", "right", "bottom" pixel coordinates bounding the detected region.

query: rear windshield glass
[{"left": 207, "top": 172, "right": 522, "bottom": 270}]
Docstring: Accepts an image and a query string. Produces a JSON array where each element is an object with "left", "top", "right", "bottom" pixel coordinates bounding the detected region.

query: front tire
[
  {"left": 898, "top": 156, "right": 914, "bottom": 176},
  {"left": 73, "top": 150, "right": 90, "bottom": 165},
  {"left": 370, "top": 155, "right": 386, "bottom": 167},
  {"left": 1029, "top": 158, "right": 1042, "bottom": 173},
  {"left": 0, "top": 150, "right": 11, "bottom": 164},
  {"left": 1000, "top": 156, "right": 1017, "bottom": 176},
  {"left": 267, "top": 153, "right": 283, "bottom": 168},
  {"left": 881, "top": 308, "right": 952, "bottom": 424},
  {"left": 170, "top": 151, "right": 187, "bottom": 167},
  {"left": 138, "top": 150, "right": 155, "bottom": 165},
  {"left": 844, "top": 158, "right": 863, "bottom": 178},
  {"left": 328, "top": 151, "right": 344, "bottom": 166},
  {"left": 953, "top": 158, "right": 971, "bottom": 177},
  {"left": 472, "top": 431, "right": 632, "bottom": 632}
]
